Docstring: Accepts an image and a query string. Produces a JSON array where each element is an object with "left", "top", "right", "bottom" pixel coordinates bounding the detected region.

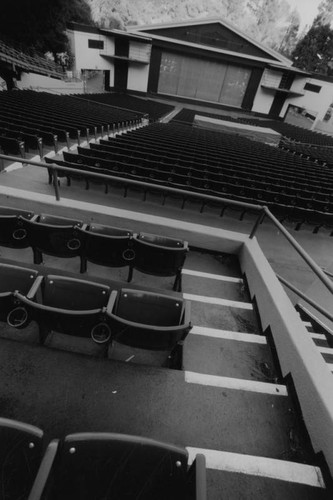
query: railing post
[
  {"left": 249, "top": 208, "right": 266, "bottom": 239},
  {"left": 52, "top": 167, "right": 61, "bottom": 201}
]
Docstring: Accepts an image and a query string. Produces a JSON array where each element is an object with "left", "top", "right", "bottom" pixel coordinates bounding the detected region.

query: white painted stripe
[
  {"left": 182, "top": 269, "right": 243, "bottom": 283},
  {"left": 302, "top": 321, "right": 312, "bottom": 327},
  {"left": 186, "top": 447, "right": 326, "bottom": 488},
  {"left": 5, "top": 154, "right": 41, "bottom": 172},
  {"left": 183, "top": 293, "right": 253, "bottom": 310},
  {"left": 309, "top": 332, "right": 327, "bottom": 340},
  {"left": 185, "top": 371, "right": 287, "bottom": 396},
  {"left": 191, "top": 325, "right": 267, "bottom": 344},
  {"left": 4, "top": 162, "right": 22, "bottom": 172},
  {"left": 319, "top": 346, "right": 333, "bottom": 355}
]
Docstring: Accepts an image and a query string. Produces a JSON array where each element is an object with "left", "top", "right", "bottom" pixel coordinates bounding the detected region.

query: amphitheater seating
[
  {"left": 107, "top": 288, "right": 191, "bottom": 351},
  {"left": 22, "top": 214, "right": 83, "bottom": 266},
  {"left": 77, "top": 223, "right": 135, "bottom": 274},
  {"left": 28, "top": 433, "right": 205, "bottom": 500},
  {"left": 0, "top": 206, "right": 34, "bottom": 248},
  {"left": 0, "top": 135, "right": 25, "bottom": 157},
  {"left": 0, "top": 90, "right": 143, "bottom": 153},
  {"left": 77, "top": 92, "right": 175, "bottom": 122},
  {"left": 8, "top": 275, "right": 112, "bottom": 345},
  {"left": 128, "top": 233, "right": 189, "bottom": 291},
  {"left": 0, "top": 263, "right": 38, "bottom": 323},
  {"left": 0, "top": 417, "right": 44, "bottom": 500}
]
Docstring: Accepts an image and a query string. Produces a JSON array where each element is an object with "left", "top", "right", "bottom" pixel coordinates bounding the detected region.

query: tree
[
  {"left": 291, "top": 0, "right": 333, "bottom": 74},
  {"left": 279, "top": 9, "right": 301, "bottom": 57},
  {"left": 292, "top": 23, "right": 333, "bottom": 74},
  {"left": 0, "top": 0, "right": 93, "bottom": 57}
]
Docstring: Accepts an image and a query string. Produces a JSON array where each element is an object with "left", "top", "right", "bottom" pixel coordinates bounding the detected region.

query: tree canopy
[
  {"left": 0, "top": 0, "right": 93, "bottom": 56},
  {"left": 292, "top": 0, "right": 333, "bottom": 74}
]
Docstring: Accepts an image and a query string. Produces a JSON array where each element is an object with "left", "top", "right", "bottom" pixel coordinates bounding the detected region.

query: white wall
[
  {"left": 67, "top": 29, "right": 115, "bottom": 73},
  {"left": 251, "top": 69, "right": 282, "bottom": 114},
  {"left": 127, "top": 64, "right": 150, "bottom": 92},
  {"left": 17, "top": 73, "right": 84, "bottom": 94},
  {"left": 281, "top": 76, "right": 333, "bottom": 122}
]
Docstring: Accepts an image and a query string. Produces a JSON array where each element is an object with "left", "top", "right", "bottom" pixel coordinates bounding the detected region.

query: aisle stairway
[{"left": 0, "top": 234, "right": 330, "bottom": 498}]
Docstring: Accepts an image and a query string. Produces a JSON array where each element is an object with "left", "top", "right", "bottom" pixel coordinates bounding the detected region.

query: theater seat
[
  {"left": 0, "top": 263, "right": 39, "bottom": 323},
  {"left": 28, "top": 433, "right": 206, "bottom": 500},
  {"left": 22, "top": 213, "right": 83, "bottom": 266},
  {"left": 128, "top": 232, "right": 189, "bottom": 291},
  {"left": 0, "top": 206, "right": 34, "bottom": 248},
  {"left": 106, "top": 288, "right": 192, "bottom": 350},
  {"left": 8, "top": 275, "right": 112, "bottom": 346},
  {"left": 0, "top": 417, "right": 44, "bottom": 500},
  {"left": 77, "top": 223, "right": 135, "bottom": 273}
]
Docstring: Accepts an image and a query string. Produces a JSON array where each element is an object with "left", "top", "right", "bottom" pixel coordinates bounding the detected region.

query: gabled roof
[{"left": 128, "top": 17, "right": 292, "bottom": 66}]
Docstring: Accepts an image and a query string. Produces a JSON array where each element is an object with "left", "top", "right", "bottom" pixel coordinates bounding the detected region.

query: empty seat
[
  {"left": 129, "top": 233, "right": 189, "bottom": 291},
  {"left": 77, "top": 223, "right": 135, "bottom": 273},
  {"left": 107, "top": 288, "right": 192, "bottom": 350},
  {"left": 0, "top": 417, "right": 44, "bottom": 500},
  {"left": 0, "top": 206, "right": 34, "bottom": 248},
  {"left": 22, "top": 213, "right": 83, "bottom": 265},
  {"left": 0, "top": 263, "right": 38, "bottom": 322},
  {"left": 28, "top": 433, "right": 206, "bottom": 500},
  {"left": 8, "top": 275, "right": 112, "bottom": 345}
]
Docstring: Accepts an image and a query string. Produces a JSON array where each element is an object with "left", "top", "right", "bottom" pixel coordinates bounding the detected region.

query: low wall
[
  {"left": 17, "top": 72, "right": 84, "bottom": 94},
  {"left": 240, "top": 237, "right": 333, "bottom": 474}
]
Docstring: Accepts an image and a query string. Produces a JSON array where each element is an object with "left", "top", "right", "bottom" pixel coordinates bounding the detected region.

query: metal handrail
[
  {"left": 277, "top": 274, "right": 333, "bottom": 325},
  {"left": 1, "top": 152, "right": 333, "bottom": 303}
]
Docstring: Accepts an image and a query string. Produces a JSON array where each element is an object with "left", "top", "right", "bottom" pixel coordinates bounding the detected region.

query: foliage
[
  {"left": 0, "top": 0, "right": 93, "bottom": 56},
  {"left": 292, "top": 0, "right": 333, "bottom": 74}
]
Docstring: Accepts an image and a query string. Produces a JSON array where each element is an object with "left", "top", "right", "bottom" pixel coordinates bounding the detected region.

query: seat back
[
  {"left": 110, "top": 289, "right": 191, "bottom": 350},
  {"left": 23, "top": 214, "right": 83, "bottom": 258},
  {"left": 79, "top": 224, "right": 134, "bottom": 267},
  {"left": 116, "top": 289, "right": 183, "bottom": 326},
  {"left": 0, "top": 206, "right": 34, "bottom": 248},
  {"left": 39, "top": 433, "right": 189, "bottom": 500},
  {"left": 0, "top": 263, "right": 38, "bottom": 321},
  {"left": 0, "top": 417, "right": 44, "bottom": 500},
  {"left": 133, "top": 233, "right": 188, "bottom": 277}
]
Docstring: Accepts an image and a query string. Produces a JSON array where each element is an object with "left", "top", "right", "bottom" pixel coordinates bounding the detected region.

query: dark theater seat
[
  {"left": 8, "top": 275, "right": 112, "bottom": 346},
  {"left": 0, "top": 263, "right": 38, "bottom": 323},
  {"left": 0, "top": 206, "right": 34, "bottom": 248},
  {"left": 0, "top": 417, "right": 44, "bottom": 500},
  {"left": 28, "top": 433, "right": 206, "bottom": 500},
  {"left": 107, "top": 288, "right": 192, "bottom": 351},
  {"left": 77, "top": 223, "right": 135, "bottom": 273},
  {"left": 128, "top": 232, "right": 189, "bottom": 291},
  {"left": 22, "top": 213, "right": 83, "bottom": 266}
]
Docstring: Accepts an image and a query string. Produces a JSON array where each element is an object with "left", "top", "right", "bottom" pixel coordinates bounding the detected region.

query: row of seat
[
  {"left": 1, "top": 263, "right": 191, "bottom": 354},
  {"left": 0, "top": 207, "right": 188, "bottom": 290},
  {"left": 0, "top": 90, "right": 144, "bottom": 151},
  {"left": 172, "top": 107, "right": 333, "bottom": 148},
  {"left": 0, "top": 416, "right": 206, "bottom": 499},
  {"left": 79, "top": 92, "right": 175, "bottom": 123}
]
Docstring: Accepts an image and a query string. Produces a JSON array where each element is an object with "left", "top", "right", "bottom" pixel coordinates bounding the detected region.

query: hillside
[{"left": 87, "top": 0, "right": 301, "bottom": 54}]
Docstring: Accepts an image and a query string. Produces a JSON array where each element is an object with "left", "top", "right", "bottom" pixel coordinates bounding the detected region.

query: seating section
[
  {"left": 76, "top": 92, "right": 175, "bottom": 122},
  {"left": 107, "top": 288, "right": 192, "bottom": 350},
  {"left": 0, "top": 263, "right": 38, "bottom": 322},
  {"left": 0, "top": 89, "right": 143, "bottom": 154},
  {"left": 0, "top": 417, "right": 206, "bottom": 500},
  {"left": 0, "top": 417, "right": 44, "bottom": 500},
  {"left": 129, "top": 232, "right": 189, "bottom": 291},
  {"left": 51, "top": 122, "right": 333, "bottom": 234},
  {"left": 0, "top": 207, "right": 189, "bottom": 285},
  {"left": 0, "top": 206, "right": 34, "bottom": 248},
  {"left": 0, "top": 38, "right": 63, "bottom": 79}
]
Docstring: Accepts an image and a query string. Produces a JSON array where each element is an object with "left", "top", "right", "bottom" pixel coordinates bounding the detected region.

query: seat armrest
[
  {"left": 183, "top": 300, "right": 191, "bottom": 327},
  {"left": 187, "top": 453, "right": 207, "bottom": 500},
  {"left": 106, "top": 290, "right": 118, "bottom": 315},
  {"left": 26, "top": 275, "right": 44, "bottom": 300},
  {"left": 28, "top": 440, "right": 59, "bottom": 500}
]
